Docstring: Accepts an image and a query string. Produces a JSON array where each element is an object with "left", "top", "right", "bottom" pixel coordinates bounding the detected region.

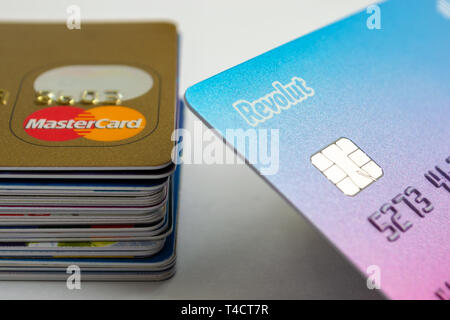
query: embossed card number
[
  {"left": 368, "top": 156, "right": 450, "bottom": 242},
  {"left": 35, "top": 89, "right": 122, "bottom": 106}
]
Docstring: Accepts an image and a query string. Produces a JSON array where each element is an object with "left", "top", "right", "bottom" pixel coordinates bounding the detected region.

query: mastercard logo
[{"left": 23, "top": 106, "right": 146, "bottom": 142}]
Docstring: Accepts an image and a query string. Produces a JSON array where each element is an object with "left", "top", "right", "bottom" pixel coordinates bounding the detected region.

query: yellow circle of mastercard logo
[
  {"left": 23, "top": 106, "right": 146, "bottom": 142},
  {"left": 75, "top": 106, "right": 146, "bottom": 141}
]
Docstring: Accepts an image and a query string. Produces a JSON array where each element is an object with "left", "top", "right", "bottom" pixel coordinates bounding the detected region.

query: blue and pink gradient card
[{"left": 185, "top": 0, "right": 450, "bottom": 300}]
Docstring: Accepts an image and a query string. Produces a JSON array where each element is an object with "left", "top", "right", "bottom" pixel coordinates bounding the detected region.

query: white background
[{"left": 0, "top": 0, "right": 382, "bottom": 299}]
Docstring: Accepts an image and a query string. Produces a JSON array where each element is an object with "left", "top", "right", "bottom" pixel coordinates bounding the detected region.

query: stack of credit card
[{"left": 0, "top": 22, "right": 181, "bottom": 280}]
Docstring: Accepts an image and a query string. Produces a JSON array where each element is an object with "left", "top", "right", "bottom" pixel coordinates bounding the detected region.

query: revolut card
[
  {"left": 185, "top": 0, "right": 449, "bottom": 299},
  {"left": 0, "top": 23, "right": 178, "bottom": 169}
]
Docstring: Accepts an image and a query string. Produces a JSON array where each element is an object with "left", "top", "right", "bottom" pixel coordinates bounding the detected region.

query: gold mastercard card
[{"left": 0, "top": 22, "right": 178, "bottom": 169}]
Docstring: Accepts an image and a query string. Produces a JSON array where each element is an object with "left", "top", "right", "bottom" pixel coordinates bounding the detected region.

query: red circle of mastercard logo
[{"left": 23, "top": 106, "right": 146, "bottom": 142}]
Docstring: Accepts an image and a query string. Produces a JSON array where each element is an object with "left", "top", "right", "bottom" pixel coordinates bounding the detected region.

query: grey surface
[{"left": 0, "top": 0, "right": 382, "bottom": 299}]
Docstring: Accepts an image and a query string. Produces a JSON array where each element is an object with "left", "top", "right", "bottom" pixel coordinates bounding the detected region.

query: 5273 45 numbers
[{"left": 368, "top": 156, "right": 449, "bottom": 242}]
